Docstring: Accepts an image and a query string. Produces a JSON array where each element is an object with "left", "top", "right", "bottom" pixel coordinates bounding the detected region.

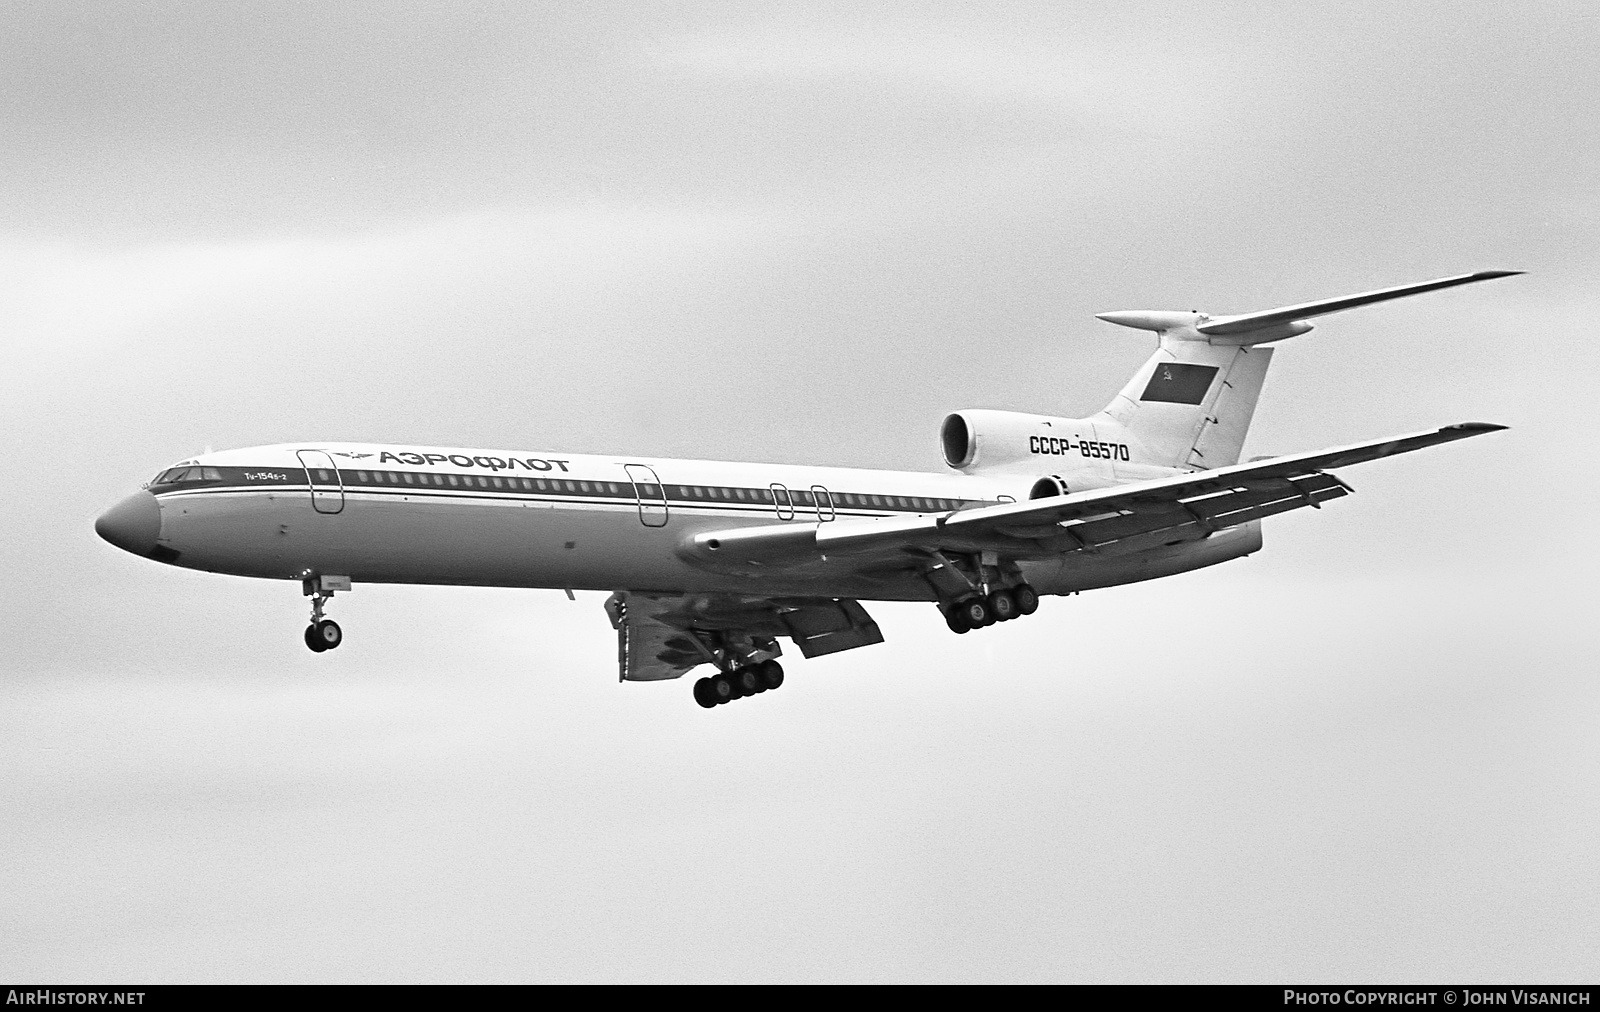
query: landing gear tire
[
  {"left": 734, "top": 667, "right": 762, "bottom": 695},
  {"left": 945, "top": 608, "right": 972, "bottom": 634},
  {"left": 988, "top": 588, "right": 1018, "bottom": 622},
  {"left": 757, "top": 659, "right": 785, "bottom": 689},
  {"left": 312, "top": 619, "right": 342, "bottom": 650},
  {"left": 699, "top": 660, "right": 785, "bottom": 707},
  {"left": 693, "top": 677, "right": 718, "bottom": 708},
  {"left": 304, "top": 624, "right": 328, "bottom": 653},
  {"left": 1014, "top": 583, "right": 1039, "bottom": 616},
  {"left": 959, "top": 596, "right": 991, "bottom": 628}
]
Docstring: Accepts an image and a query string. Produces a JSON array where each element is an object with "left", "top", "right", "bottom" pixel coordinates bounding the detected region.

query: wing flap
[
  {"left": 781, "top": 599, "right": 884, "bottom": 658},
  {"left": 604, "top": 591, "right": 886, "bottom": 680},
  {"left": 605, "top": 592, "right": 711, "bottom": 682}
]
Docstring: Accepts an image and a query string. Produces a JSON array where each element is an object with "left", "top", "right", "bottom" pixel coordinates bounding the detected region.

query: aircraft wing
[
  {"left": 604, "top": 591, "right": 884, "bottom": 681},
  {"left": 687, "top": 423, "right": 1506, "bottom": 570}
]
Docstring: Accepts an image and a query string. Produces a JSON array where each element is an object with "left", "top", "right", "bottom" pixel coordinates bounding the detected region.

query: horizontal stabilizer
[{"left": 1196, "top": 271, "right": 1521, "bottom": 336}]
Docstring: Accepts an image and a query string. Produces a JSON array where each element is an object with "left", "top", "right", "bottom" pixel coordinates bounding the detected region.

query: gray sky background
[{"left": 2, "top": 1, "right": 1597, "bottom": 982}]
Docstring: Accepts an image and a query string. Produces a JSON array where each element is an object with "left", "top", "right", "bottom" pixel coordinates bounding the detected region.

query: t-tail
[{"left": 1090, "top": 271, "right": 1521, "bottom": 469}]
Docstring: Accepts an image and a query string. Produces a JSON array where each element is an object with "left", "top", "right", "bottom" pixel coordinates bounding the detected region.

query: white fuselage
[{"left": 135, "top": 441, "right": 1260, "bottom": 601}]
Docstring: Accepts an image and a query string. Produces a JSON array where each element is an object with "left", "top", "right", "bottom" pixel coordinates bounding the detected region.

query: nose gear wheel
[{"left": 305, "top": 619, "right": 342, "bottom": 652}]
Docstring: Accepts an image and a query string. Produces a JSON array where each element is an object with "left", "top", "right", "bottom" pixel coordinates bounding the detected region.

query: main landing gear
[
  {"left": 693, "top": 659, "right": 785, "bottom": 708},
  {"left": 942, "top": 583, "right": 1040, "bottom": 634},
  {"left": 302, "top": 575, "right": 349, "bottom": 653}
]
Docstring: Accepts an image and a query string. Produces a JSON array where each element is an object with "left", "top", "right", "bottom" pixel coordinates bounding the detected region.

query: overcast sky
[{"left": 2, "top": 2, "right": 1597, "bottom": 983}]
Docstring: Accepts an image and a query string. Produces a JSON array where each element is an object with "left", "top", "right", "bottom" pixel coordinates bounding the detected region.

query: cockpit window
[{"left": 154, "top": 466, "right": 222, "bottom": 484}]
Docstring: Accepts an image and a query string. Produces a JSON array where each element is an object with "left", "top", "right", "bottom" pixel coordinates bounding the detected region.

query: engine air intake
[
  {"left": 1030, "top": 476, "right": 1068, "bottom": 499},
  {"left": 941, "top": 414, "right": 972, "bottom": 469}
]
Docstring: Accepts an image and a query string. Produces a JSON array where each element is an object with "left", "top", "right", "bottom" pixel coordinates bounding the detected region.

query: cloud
[
  {"left": 0, "top": 204, "right": 767, "bottom": 380},
  {"left": 640, "top": 28, "right": 1237, "bottom": 136}
]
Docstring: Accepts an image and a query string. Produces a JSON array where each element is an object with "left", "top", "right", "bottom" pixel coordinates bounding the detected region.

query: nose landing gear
[{"left": 301, "top": 575, "right": 350, "bottom": 653}]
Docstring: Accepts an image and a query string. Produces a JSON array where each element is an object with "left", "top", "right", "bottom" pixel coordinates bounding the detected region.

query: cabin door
[
  {"left": 769, "top": 483, "right": 795, "bottom": 520},
  {"left": 623, "top": 464, "right": 669, "bottom": 528},
  {"left": 296, "top": 450, "right": 345, "bottom": 515}
]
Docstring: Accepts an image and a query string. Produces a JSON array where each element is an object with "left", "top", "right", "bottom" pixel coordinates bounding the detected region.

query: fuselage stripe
[
  {"left": 149, "top": 465, "right": 985, "bottom": 515},
  {"left": 152, "top": 485, "right": 908, "bottom": 520}
]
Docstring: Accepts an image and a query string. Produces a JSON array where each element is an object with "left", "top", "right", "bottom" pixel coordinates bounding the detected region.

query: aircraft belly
[{"left": 159, "top": 492, "right": 936, "bottom": 599}]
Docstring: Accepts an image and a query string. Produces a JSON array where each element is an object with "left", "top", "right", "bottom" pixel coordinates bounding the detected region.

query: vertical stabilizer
[{"left": 1095, "top": 339, "right": 1271, "bottom": 469}]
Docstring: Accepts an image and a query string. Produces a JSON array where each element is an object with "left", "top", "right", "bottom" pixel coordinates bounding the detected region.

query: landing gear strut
[{"left": 302, "top": 575, "right": 349, "bottom": 653}]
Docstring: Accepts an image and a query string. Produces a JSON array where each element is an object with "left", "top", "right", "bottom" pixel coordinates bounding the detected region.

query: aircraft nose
[{"left": 95, "top": 491, "right": 163, "bottom": 557}]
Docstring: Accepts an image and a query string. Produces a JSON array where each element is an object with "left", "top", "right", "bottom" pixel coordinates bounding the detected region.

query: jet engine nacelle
[
  {"left": 1028, "top": 474, "right": 1071, "bottom": 499},
  {"left": 941, "top": 409, "right": 1084, "bottom": 473}
]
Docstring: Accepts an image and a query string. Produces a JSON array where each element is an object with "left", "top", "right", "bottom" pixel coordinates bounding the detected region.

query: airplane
[{"left": 96, "top": 271, "right": 1515, "bottom": 708}]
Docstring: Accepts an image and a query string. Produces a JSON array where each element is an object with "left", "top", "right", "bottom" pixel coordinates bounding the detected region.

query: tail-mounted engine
[
  {"left": 1028, "top": 474, "right": 1070, "bottom": 499},
  {"left": 941, "top": 409, "right": 1085, "bottom": 473}
]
